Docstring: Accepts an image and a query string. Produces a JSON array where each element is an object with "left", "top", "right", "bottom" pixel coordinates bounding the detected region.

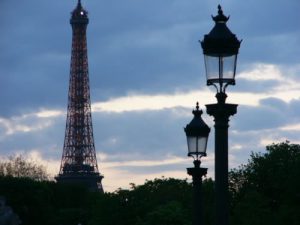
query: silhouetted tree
[
  {"left": 141, "top": 201, "right": 190, "bottom": 225},
  {"left": 0, "top": 155, "right": 49, "bottom": 181},
  {"left": 229, "top": 141, "right": 300, "bottom": 225},
  {"left": 83, "top": 177, "right": 214, "bottom": 225}
]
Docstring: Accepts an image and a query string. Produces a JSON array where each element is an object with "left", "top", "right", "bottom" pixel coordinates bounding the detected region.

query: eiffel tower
[{"left": 55, "top": 0, "right": 104, "bottom": 192}]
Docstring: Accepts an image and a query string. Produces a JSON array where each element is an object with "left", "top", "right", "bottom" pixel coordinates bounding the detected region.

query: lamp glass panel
[
  {"left": 197, "top": 136, "right": 208, "bottom": 154},
  {"left": 221, "top": 55, "right": 237, "bottom": 80},
  {"left": 187, "top": 137, "right": 197, "bottom": 155},
  {"left": 187, "top": 136, "right": 208, "bottom": 155},
  {"left": 204, "top": 54, "right": 237, "bottom": 83},
  {"left": 204, "top": 55, "right": 219, "bottom": 81}
]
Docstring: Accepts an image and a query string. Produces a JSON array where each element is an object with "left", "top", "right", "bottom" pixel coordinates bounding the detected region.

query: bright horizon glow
[{"left": 4, "top": 150, "right": 217, "bottom": 192}]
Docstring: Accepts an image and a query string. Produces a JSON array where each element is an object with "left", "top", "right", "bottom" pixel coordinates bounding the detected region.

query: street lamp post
[
  {"left": 185, "top": 103, "right": 210, "bottom": 225},
  {"left": 200, "top": 5, "right": 241, "bottom": 225}
]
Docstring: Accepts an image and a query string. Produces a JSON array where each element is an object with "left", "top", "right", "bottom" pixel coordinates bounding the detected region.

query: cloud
[{"left": 238, "top": 64, "right": 283, "bottom": 81}]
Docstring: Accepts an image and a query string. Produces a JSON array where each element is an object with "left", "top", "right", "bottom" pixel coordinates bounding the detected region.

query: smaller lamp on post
[
  {"left": 185, "top": 102, "right": 210, "bottom": 225},
  {"left": 185, "top": 102, "right": 210, "bottom": 160}
]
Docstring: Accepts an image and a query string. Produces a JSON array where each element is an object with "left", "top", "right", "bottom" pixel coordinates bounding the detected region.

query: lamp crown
[
  {"left": 212, "top": 5, "right": 229, "bottom": 23},
  {"left": 193, "top": 102, "right": 203, "bottom": 118},
  {"left": 185, "top": 102, "right": 210, "bottom": 136},
  {"left": 201, "top": 4, "right": 241, "bottom": 56}
]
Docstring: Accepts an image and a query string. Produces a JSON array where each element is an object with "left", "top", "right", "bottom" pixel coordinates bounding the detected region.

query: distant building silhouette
[{"left": 55, "top": 0, "right": 104, "bottom": 192}]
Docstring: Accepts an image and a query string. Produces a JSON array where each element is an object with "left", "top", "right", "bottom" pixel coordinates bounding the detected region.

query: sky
[{"left": 0, "top": 0, "right": 299, "bottom": 192}]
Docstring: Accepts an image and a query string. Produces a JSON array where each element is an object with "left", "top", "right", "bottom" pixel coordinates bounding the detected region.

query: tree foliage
[
  {"left": 88, "top": 178, "right": 196, "bottom": 225},
  {"left": 0, "top": 155, "right": 49, "bottom": 181},
  {"left": 0, "top": 176, "right": 214, "bottom": 225},
  {"left": 229, "top": 141, "right": 300, "bottom": 225}
]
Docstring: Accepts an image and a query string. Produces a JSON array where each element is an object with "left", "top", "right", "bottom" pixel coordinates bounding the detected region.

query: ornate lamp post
[
  {"left": 185, "top": 102, "right": 210, "bottom": 225},
  {"left": 200, "top": 5, "right": 241, "bottom": 225}
]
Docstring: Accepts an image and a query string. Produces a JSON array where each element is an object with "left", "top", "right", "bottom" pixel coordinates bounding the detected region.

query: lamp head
[
  {"left": 201, "top": 5, "right": 241, "bottom": 93},
  {"left": 184, "top": 103, "right": 210, "bottom": 159}
]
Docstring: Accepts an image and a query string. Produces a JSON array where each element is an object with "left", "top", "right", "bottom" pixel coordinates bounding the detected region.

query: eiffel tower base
[{"left": 55, "top": 172, "right": 104, "bottom": 193}]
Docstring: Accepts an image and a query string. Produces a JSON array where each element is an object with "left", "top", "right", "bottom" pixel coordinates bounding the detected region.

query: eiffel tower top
[{"left": 70, "top": 0, "right": 88, "bottom": 25}]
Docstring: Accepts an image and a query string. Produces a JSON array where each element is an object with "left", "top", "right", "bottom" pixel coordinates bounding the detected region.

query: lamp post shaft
[
  {"left": 206, "top": 92, "right": 237, "bottom": 225},
  {"left": 187, "top": 161, "right": 207, "bottom": 225}
]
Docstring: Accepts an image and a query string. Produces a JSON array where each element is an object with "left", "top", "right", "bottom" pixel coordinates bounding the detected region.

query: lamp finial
[
  {"left": 218, "top": 5, "right": 222, "bottom": 15},
  {"left": 193, "top": 102, "right": 203, "bottom": 117},
  {"left": 212, "top": 4, "right": 229, "bottom": 22}
]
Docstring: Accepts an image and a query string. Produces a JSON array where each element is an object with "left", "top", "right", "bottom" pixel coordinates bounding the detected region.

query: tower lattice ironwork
[{"left": 56, "top": 0, "right": 104, "bottom": 192}]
